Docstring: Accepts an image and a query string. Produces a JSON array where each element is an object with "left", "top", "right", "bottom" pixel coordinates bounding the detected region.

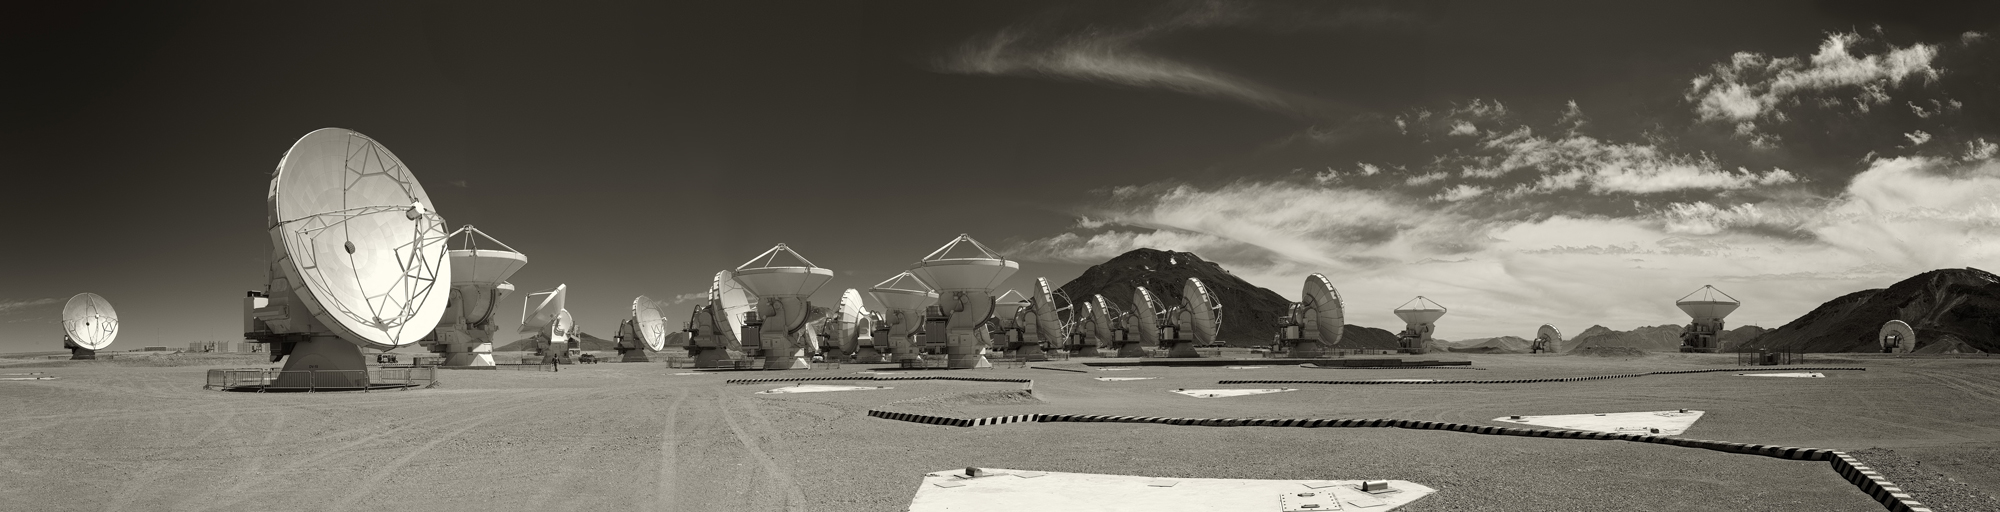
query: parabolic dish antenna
[
  {"left": 521, "top": 284, "right": 568, "bottom": 334},
  {"left": 1133, "top": 287, "right": 1163, "bottom": 344},
  {"left": 269, "top": 128, "right": 452, "bottom": 350},
  {"left": 834, "top": 288, "right": 865, "bottom": 348},
  {"left": 1089, "top": 294, "right": 1117, "bottom": 344},
  {"left": 635, "top": 295, "right": 668, "bottom": 352},
  {"left": 1183, "top": 278, "right": 1223, "bottom": 343},
  {"left": 1676, "top": 285, "right": 1740, "bottom": 321},
  {"left": 1535, "top": 324, "right": 1562, "bottom": 353},
  {"left": 712, "top": 270, "right": 756, "bottom": 345},
  {"left": 1880, "top": 320, "right": 1915, "bottom": 354},
  {"left": 1031, "top": 278, "right": 1067, "bottom": 343},
  {"left": 1302, "top": 274, "right": 1344, "bottom": 346},
  {"left": 553, "top": 309, "right": 573, "bottom": 343},
  {"left": 62, "top": 293, "right": 118, "bottom": 350},
  {"left": 1394, "top": 296, "right": 1447, "bottom": 325}
]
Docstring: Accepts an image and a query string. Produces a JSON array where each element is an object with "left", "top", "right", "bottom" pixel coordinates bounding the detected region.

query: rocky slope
[
  {"left": 1738, "top": 267, "right": 2000, "bottom": 353},
  {"left": 1056, "top": 248, "right": 1293, "bottom": 345}
]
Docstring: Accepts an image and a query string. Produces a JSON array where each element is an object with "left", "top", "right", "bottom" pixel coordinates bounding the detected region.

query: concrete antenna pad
[
  {"left": 1493, "top": 410, "right": 1705, "bottom": 435},
  {"left": 908, "top": 468, "right": 1435, "bottom": 512},
  {"left": 1172, "top": 388, "right": 1296, "bottom": 398},
  {"left": 1098, "top": 368, "right": 1134, "bottom": 371},
  {"left": 755, "top": 384, "right": 891, "bottom": 394},
  {"left": 1224, "top": 366, "right": 1269, "bottom": 370},
  {"left": 1738, "top": 372, "right": 1825, "bottom": 378},
  {"left": 1095, "top": 377, "right": 1158, "bottom": 381}
]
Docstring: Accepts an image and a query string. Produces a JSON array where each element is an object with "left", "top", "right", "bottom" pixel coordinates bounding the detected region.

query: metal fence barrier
[
  {"left": 1737, "top": 349, "right": 1807, "bottom": 366},
  {"left": 203, "top": 366, "right": 439, "bottom": 392}
]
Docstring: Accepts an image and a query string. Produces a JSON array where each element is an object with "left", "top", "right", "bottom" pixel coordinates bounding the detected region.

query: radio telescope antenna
[
  {"left": 242, "top": 128, "right": 452, "bottom": 390},
  {"left": 1069, "top": 295, "right": 1100, "bottom": 357},
  {"left": 1025, "top": 277, "right": 1067, "bottom": 360},
  {"left": 1676, "top": 285, "right": 1739, "bottom": 353},
  {"left": 614, "top": 296, "right": 667, "bottom": 362},
  {"left": 1879, "top": 320, "right": 1915, "bottom": 354},
  {"left": 734, "top": 244, "right": 834, "bottom": 370},
  {"left": 1114, "top": 287, "right": 1161, "bottom": 357},
  {"left": 1281, "top": 274, "right": 1345, "bottom": 357},
  {"left": 418, "top": 225, "right": 526, "bottom": 368},
  {"left": 990, "top": 289, "right": 1037, "bottom": 360},
  {"left": 1089, "top": 294, "right": 1123, "bottom": 355},
  {"left": 828, "top": 289, "right": 866, "bottom": 363},
  {"left": 1394, "top": 296, "right": 1446, "bottom": 355},
  {"left": 519, "top": 285, "right": 569, "bottom": 364},
  {"left": 686, "top": 271, "right": 754, "bottom": 368},
  {"left": 1533, "top": 324, "right": 1563, "bottom": 354},
  {"left": 1158, "top": 277, "right": 1222, "bottom": 357},
  {"left": 870, "top": 271, "right": 937, "bottom": 364},
  {"left": 908, "top": 235, "right": 1018, "bottom": 369},
  {"left": 61, "top": 293, "right": 118, "bottom": 359}
]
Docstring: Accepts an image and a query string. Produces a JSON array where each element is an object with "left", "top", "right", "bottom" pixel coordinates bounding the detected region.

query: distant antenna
[
  {"left": 687, "top": 270, "right": 755, "bottom": 368},
  {"left": 870, "top": 271, "right": 938, "bottom": 364},
  {"left": 1533, "top": 324, "right": 1562, "bottom": 354},
  {"left": 829, "top": 289, "right": 866, "bottom": 362},
  {"left": 61, "top": 293, "right": 118, "bottom": 359},
  {"left": 424, "top": 225, "right": 527, "bottom": 368},
  {"left": 1284, "top": 274, "right": 1344, "bottom": 358},
  {"left": 1394, "top": 296, "right": 1446, "bottom": 355},
  {"left": 1676, "top": 285, "right": 1739, "bottom": 353},
  {"left": 613, "top": 296, "right": 667, "bottom": 362},
  {"left": 519, "top": 285, "right": 571, "bottom": 364},
  {"left": 1089, "top": 294, "right": 1121, "bottom": 353},
  {"left": 242, "top": 128, "right": 452, "bottom": 390},
  {"left": 1879, "top": 320, "right": 1914, "bottom": 354},
  {"left": 735, "top": 244, "right": 834, "bottom": 370},
  {"left": 908, "top": 235, "right": 1018, "bottom": 369},
  {"left": 1027, "top": 277, "right": 1068, "bottom": 359}
]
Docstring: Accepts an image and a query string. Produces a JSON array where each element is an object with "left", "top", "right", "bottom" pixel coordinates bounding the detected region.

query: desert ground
[{"left": 2, "top": 350, "right": 1997, "bottom": 512}]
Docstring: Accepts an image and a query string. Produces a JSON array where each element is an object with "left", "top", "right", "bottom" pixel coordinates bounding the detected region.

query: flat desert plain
[{"left": 2, "top": 352, "right": 1997, "bottom": 511}]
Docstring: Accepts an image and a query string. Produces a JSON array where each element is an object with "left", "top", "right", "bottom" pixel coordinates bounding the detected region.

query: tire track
[
  {"left": 324, "top": 397, "right": 553, "bottom": 510},
  {"left": 718, "top": 389, "right": 809, "bottom": 512},
  {"left": 652, "top": 387, "right": 690, "bottom": 512}
]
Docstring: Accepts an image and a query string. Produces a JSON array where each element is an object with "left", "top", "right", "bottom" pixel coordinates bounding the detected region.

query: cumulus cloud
[
  {"left": 667, "top": 292, "right": 707, "bottom": 305},
  {"left": 1474, "top": 127, "right": 1799, "bottom": 194},
  {"left": 1431, "top": 184, "right": 1488, "bottom": 202},
  {"left": 1687, "top": 32, "right": 1939, "bottom": 124}
]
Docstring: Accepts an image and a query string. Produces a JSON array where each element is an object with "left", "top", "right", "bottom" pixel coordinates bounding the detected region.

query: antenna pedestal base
[
  {"left": 1013, "top": 344, "right": 1049, "bottom": 361},
  {"left": 1289, "top": 340, "right": 1331, "bottom": 358},
  {"left": 946, "top": 334, "right": 992, "bottom": 369},
  {"left": 620, "top": 350, "right": 652, "bottom": 363},
  {"left": 1069, "top": 345, "right": 1100, "bottom": 357},
  {"left": 68, "top": 347, "right": 97, "bottom": 360},
  {"left": 274, "top": 337, "right": 370, "bottom": 390},
  {"left": 1163, "top": 339, "right": 1202, "bottom": 358},
  {"left": 443, "top": 352, "right": 497, "bottom": 367},
  {"left": 1111, "top": 341, "right": 1147, "bottom": 358},
  {"left": 763, "top": 349, "right": 811, "bottom": 370},
  {"left": 852, "top": 347, "right": 887, "bottom": 363},
  {"left": 690, "top": 347, "right": 739, "bottom": 368}
]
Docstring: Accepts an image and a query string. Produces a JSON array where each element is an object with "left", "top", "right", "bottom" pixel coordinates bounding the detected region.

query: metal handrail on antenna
[{"left": 738, "top": 243, "right": 820, "bottom": 270}]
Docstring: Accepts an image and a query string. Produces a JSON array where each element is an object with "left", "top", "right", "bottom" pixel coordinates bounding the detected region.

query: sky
[{"left": 4, "top": 1, "right": 1999, "bottom": 353}]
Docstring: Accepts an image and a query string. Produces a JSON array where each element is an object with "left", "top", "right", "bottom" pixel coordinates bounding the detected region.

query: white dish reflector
[
  {"left": 521, "top": 284, "right": 568, "bottom": 333},
  {"left": 1303, "top": 274, "right": 1344, "bottom": 345},
  {"left": 713, "top": 270, "right": 756, "bottom": 345},
  {"left": 635, "top": 296, "right": 668, "bottom": 352},
  {"left": 269, "top": 128, "right": 452, "bottom": 350},
  {"left": 1184, "top": 278, "right": 1223, "bottom": 343},
  {"left": 62, "top": 293, "right": 118, "bottom": 350}
]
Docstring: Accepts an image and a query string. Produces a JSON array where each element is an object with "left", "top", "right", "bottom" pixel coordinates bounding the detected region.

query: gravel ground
[{"left": 0, "top": 352, "right": 1993, "bottom": 511}]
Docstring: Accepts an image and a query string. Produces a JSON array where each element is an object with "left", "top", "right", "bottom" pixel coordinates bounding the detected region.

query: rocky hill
[
  {"left": 1447, "top": 336, "right": 1533, "bottom": 354},
  {"left": 1737, "top": 268, "right": 2000, "bottom": 353},
  {"left": 1056, "top": 249, "right": 1293, "bottom": 345},
  {"left": 1337, "top": 324, "right": 1405, "bottom": 351},
  {"left": 495, "top": 330, "right": 619, "bottom": 352}
]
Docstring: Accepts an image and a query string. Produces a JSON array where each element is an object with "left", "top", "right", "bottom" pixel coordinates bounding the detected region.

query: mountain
[
  {"left": 495, "top": 330, "right": 619, "bottom": 352},
  {"left": 1738, "top": 268, "right": 2000, "bottom": 353},
  {"left": 1565, "top": 324, "right": 1686, "bottom": 352},
  {"left": 1337, "top": 324, "right": 1405, "bottom": 351},
  {"left": 1447, "top": 336, "right": 1534, "bottom": 354},
  {"left": 1056, "top": 248, "right": 1293, "bottom": 345}
]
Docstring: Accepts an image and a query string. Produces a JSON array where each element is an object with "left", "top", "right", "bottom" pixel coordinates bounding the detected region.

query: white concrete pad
[
  {"left": 1224, "top": 366, "right": 1269, "bottom": 370},
  {"left": 755, "top": 384, "right": 891, "bottom": 394},
  {"left": 1098, "top": 368, "right": 1134, "bottom": 371},
  {"left": 1172, "top": 388, "right": 1296, "bottom": 398},
  {"left": 1095, "top": 377, "right": 1158, "bottom": 381},
  {"left": 1492, "top": 410, "right": 1705, "bottom": 435},
  {"left": 1738, "top": 372, "right": 1824, "bottom": 378},
  {"left": 907, "top": 468, "right": 1435, "bottom": 512}
]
